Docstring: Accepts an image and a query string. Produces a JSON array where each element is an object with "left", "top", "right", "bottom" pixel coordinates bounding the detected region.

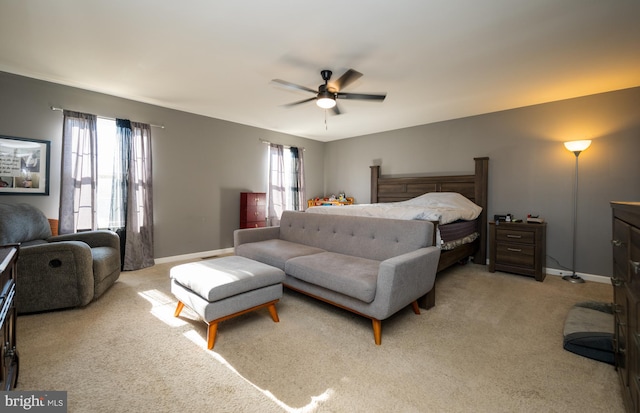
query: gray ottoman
[{"left": 170, "top": 256, "right": 285, "bottom": 349}]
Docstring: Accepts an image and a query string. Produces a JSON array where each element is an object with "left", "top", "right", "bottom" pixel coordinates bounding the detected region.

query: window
[
  {"left": 267, "top": 144, "right": 305, "bottom": 225},
  {"left": 96, "top": 118, "right": 124, "bottom": 229},
  {"left": 61, "top": 110, "right": 154, "bottom": 270}
]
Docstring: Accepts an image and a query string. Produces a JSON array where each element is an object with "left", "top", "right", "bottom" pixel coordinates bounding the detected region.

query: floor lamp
[{"left": 563, "top": 139, "right": 592, "bottom": 283}]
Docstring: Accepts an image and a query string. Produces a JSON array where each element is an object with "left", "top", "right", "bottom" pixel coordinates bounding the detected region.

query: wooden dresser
[
  {"left": 240, "top": 192, "right": 266, "bottom": 229},
  {"left": 0, "top": 244, "right": 19, "bottom": 390},
  {"left": 488, "top": 221, "right": 547, "bottom": 281},
  {"left": 611, "top": 202, "right": 640, "bottom": 412}
]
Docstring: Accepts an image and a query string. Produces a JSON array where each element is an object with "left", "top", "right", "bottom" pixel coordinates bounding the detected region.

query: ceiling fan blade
[
  {"left": 337, "top": 92, "right": 386, "bottom": 101},
  {"left": 331, "top": 103, "right": 341, "bottom": 115},
  {"left": 271, "top": 79, "right": 317, "bottom": 94},
  {"left": 332, "top": 69, "right": 363, "bottom": 92},
  {"left": 283, "top": 97, "right": 316, "bottom": 107}
]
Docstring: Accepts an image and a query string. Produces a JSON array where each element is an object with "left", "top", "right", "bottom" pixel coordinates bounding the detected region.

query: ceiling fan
[{"left": 271, "top": 69, "right": 386, "bottom": 115}]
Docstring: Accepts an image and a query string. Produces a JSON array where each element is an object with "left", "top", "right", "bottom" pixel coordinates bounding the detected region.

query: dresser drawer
[
  {"left": 244, "top": 206, "right": 266, "bottom": 222},
  {"left": 496, "top": 228, "right": 535, "bottom": 244},
  {"left": 496, "top": 243, "right": 535, "bottom": 267}
]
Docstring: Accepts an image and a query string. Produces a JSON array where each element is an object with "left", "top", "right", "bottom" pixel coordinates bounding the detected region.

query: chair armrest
[
  {"left": 234, "top": 226, "right": 280, "bottom": 247},
  {"left": 375, "top": 246, "right": 441, "bottom": 318},
  {"left": 17, "top": 241, "right": 95, "bottom": 312},
  {"left": 20, "top": 241, "right": 93, "bottom": 268},
  {"left": 49, "top": 230, "right": 120, "bottom": 250}
]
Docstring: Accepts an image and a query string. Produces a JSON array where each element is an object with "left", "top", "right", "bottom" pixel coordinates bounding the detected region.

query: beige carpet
[{"left": 17, "top": 260, "right": 624, "bottom": 413}]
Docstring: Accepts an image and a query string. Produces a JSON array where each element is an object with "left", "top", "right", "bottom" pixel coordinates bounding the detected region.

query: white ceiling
[{"left": 1, "top": 0, "right": 639, "bottom": 142}]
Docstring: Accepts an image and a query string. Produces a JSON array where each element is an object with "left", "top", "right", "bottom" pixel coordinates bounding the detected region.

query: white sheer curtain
[
  {"left": 267, "top": 143, "right": 306, "bottom": 226},
  {"left": 267, "top": 144, "right": 285, "bottom": 226},
  {"left": 60, "top": 110, "right": 98, "bottom": 233}
]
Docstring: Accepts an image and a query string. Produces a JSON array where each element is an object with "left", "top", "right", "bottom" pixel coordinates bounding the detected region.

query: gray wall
[
  {"left": 0, "top": 71, "right": 325, "bottom": 258},
  {"left": 323, "top": 87, "right": 640, "bottom": 277}
]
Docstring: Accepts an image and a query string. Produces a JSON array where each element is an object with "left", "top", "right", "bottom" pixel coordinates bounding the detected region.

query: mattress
[{"left": 437, "top": 219, "right": 479, "bottom": 250}]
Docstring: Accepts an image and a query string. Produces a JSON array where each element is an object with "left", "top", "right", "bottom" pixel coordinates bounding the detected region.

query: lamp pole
[
  {"left": 562, "top": 140, "right": 591, "bottom": 283},
  {"left": 563, "top": 150, "right": 585, "bottom": 283}
]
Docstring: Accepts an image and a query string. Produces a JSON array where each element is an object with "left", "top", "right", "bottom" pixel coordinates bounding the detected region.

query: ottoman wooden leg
[
  {"left": 207, "top": 322, "right": 219, "bottom": 350},
  {"left": 268, "top": 303, "right": 280, "bottom": 322},
  {"left": 174, "top": 301, "right": 185, "bottom": 317}
]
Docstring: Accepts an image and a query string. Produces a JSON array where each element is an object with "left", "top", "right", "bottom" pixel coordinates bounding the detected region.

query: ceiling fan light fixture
[{"left": 316, "top": 91, "right": 336, "bottom": 109}]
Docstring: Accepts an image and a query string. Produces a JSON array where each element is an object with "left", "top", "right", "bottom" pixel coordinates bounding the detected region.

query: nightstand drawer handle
[
  {"left": 507, "top": 248, "right": 522, "bottom": 252},
  {"left": 631, "top": 260, "right": 640, "bottom": 275},
  {"left": 612, "top": 239, "right": 625, "bottom": 247},
  {"left": 506, "top": 234, "right": 522, "bottom": 239}
]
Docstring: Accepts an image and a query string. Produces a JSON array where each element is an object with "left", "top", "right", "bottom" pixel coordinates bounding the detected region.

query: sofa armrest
[
  {"left": 234, "top": 226, "right": 281, "bottom": 247},
  {"left": 374, "top": 246, "right": 441, "bottom": 318},
  {"left": 49, "top": 230, "right": 120, "bottom": 250}
]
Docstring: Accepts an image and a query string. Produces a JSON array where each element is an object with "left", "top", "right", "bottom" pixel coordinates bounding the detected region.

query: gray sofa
[
  {"left": 0, "top": 202, "right": 121, "bottom": 314},
  {"left": 234, "top": 210, "right": 440, "bottom": 344}
]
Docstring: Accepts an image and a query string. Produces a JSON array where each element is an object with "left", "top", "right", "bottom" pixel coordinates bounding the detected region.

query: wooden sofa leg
[
  {"left": 207, "top": 322, "right": 219, "bottom": 350},
  {"left": 174, "top": 301, "right": 185, "bottom": 317},
  {"left": 372, "top": 319, "right": 382, "bottom": 345},
  {"left": 411, "top": 301, "right": 421, "bottom": 315}
]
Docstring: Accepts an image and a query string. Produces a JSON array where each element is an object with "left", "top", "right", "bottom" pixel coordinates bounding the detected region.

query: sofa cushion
[
  {"left": 0, "top": 202, "right": 52, "bottom": 244},
  {"left": 285, "top": 252, "right": 380, "bottom": 303},
  {"left": 235, "top": 239, "right": 325, "bottom": 270}
]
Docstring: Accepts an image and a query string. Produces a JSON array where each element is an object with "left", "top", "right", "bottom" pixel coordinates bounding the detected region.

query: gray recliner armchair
[{"left": 0, "top": 202, "right": 121, "bottom": 314}]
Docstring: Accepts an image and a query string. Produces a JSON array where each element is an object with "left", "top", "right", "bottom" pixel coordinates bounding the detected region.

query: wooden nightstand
[{"left": 488, "top": 221, "right": 547, "bottom": 281}]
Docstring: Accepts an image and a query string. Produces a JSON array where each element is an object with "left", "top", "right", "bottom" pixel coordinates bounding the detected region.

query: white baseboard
[
  {"left": 545, "top": 267, "right": 611, "bottom": 284},
  {"left": 481, "top": 259, "right": 611, "bottom": 284},
  {"left": 154, "top": 248, "right": 235, "bottom": 264}
]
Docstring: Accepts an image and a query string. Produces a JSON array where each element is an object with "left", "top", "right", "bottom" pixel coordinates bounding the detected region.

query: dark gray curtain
[
  {"left": 110, "top": 119, "right": 131, "bottom": 229},
  {"left": 60, "top": 110, "right": 98, "bottom": 233},
  {"left": 122, "top": 121, "right": 154, "bottom": 270},
  {"left": 289, "top": 147, "right": 306, "bottom": 211}
]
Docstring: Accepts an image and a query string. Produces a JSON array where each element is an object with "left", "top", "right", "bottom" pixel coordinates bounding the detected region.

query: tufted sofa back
[
  {"left": 279, "top": 210, "right": 433, "bottom": 262},
  {"left": 0, "top": 202, "right": 52, "bottom": 245}
]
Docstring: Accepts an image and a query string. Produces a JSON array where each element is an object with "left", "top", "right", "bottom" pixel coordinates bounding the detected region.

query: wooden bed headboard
[{"left": 370, "top": 157, "right": 489, "bottom": 265}]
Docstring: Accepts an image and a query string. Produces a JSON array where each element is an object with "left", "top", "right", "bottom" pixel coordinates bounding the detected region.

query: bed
[{"left": 307, "top": 157, "right": 489, "bottom": 308}]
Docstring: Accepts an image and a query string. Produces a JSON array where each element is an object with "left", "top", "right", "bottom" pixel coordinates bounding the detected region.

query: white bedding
[{"left": 305, "top": 192, "right": 482, "bottom": 225}]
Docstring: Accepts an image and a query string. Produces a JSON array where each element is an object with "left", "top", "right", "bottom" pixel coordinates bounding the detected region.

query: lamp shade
[
  {"left": 564, "top": 140, "right": 592, "bottom": 153},
  {"left": 316, "top": 91, "right": 336, "bottom": 109}
]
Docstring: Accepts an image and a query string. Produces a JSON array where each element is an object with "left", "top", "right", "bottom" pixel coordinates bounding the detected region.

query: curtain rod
[
  {"left": 259, "top": 138, "right": 305, "bottom": 151},
  {"left": 51, "top": 106, "right": 165, "bottom": 129}
]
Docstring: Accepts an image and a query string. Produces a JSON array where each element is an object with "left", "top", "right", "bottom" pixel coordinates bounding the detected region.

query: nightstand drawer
[
  {"left": 496, "top": 244, "right": 535, "bottom": 267},
  {"left": 496, "top": 229, "right": 535, "bottom": 244}
]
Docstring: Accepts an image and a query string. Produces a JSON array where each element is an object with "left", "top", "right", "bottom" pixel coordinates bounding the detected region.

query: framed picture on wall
[{"left": 0, "top": 135, "right": 50, "bottom": 195}]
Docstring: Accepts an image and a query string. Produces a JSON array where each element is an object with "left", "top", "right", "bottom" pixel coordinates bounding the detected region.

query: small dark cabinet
[
  {"left": 0, "top": 245, "right": 19, "bottom": 390},
  {"left": 240, "top": 192, "right": 266, "bottom": 229}
]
